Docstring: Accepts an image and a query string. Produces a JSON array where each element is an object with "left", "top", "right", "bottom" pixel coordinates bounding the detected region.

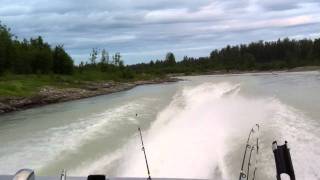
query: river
[{"left": 0, "top": 71, "right": 319, "bottom": 180}]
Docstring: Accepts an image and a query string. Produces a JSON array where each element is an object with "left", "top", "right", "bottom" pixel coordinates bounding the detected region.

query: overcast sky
[{"left": 1, "top": 0, "right": 320, "bottom": 64}]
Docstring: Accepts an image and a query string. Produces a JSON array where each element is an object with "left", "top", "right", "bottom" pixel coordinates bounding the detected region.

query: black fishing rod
[
  {"left": 239, "top": 124, "right": 259, "bottom": 180},
  {"left": 138, "top": 127, "right": 152, "bottom": 180}
]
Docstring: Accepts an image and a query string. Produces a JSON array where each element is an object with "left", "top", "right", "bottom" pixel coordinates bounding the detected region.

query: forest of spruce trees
[
  {"left": 1, "top": 21, "right": 320, "bottom": 78},
  {"left": 0, "top": 23, "right": 74, "bottom": 75},
  {"left": 131, "top": 38, "right": 320, "bottom": 74}
]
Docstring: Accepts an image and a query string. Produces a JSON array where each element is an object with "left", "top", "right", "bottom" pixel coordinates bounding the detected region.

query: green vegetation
[
  {"left": 0, "top": 22, "right": 160, "bottom": 97},
  {"left": 131, "top": 38, "right": 320, "bottom": 74},
  {"left": 0, "top": 23, "right": 74, "bottom": 75},
  {"left": 0, "top": 72, "right": 161, "bottom": 97},
  {"left": 1, "top": 21, "right": 320, "bottom": 98},
  {"left": 0, "top": 74, "right": 75, "bottom": 97}
]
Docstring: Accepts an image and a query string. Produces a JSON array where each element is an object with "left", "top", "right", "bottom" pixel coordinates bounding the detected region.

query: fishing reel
[{"left": 239, "top": 170, "right": 247, "bottom": 180}]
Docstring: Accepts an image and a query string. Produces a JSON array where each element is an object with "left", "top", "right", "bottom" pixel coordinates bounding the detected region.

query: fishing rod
[
  {"left": 247, "top": 124, "right": 259, "bottom": 180},
  {"left": 138, "top": 127, "right": 152, "bottom": 180},
  {"left": 246, "top": 134, "right": 260, "bottom": 180},
  {"left": 246, "top": 146, "right": 255, "bottom": 180},
  {"left": 239, "top": 124, "right": 259, "bottom": 180},
  {"left": 252, "top": 127, "right": 260, "bottom": 180},
  {"left": 239, "top": 124, "right": 296, "bottom": 180},
  {"left": 60, "top": 169, "right": 66, "bottom": 180}
]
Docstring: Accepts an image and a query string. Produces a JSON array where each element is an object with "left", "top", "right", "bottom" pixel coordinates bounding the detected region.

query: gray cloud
[
  {"left": 0, "top": 0, "right": 319, "bottom": 64},
  {"left": 259, "top": 0, "right": 320, "bottom": 11}
]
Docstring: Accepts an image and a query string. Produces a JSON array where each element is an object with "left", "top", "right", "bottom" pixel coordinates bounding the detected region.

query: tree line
[
  {"left": 0, "top": 21, "right": 133, "bottom": 78},
  {"left": 1, "top": 21, "right": 320, "bottom": 77},
  {"left": 76, "top": 48, "right": 135, "bottom": 79},
  {"left": 130, "top": 38, "right": 320, "bottom": 74},
  {"left": 0, "top": 22, "right": 73, "bottom": 75},
  {"left": 78, "top": 48, "right": 124, "bottom": 70}
]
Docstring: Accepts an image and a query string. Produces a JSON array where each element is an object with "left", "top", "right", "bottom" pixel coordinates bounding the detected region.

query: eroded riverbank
[{"left": 0, "top": 77, "right": 179, "bottom": 114}]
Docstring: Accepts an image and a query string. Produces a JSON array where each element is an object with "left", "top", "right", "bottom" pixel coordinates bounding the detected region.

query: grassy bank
[{"left": 0, "top": 71, "right": 164, "bottom": 98}]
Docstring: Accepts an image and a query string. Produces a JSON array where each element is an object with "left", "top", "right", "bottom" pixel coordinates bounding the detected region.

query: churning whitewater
[
  {"left": 0, "top": 73, "right": 320, "bottom": 180},
  {"left": 73, "top": 82, "right": 320, "bottom": 180}
]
